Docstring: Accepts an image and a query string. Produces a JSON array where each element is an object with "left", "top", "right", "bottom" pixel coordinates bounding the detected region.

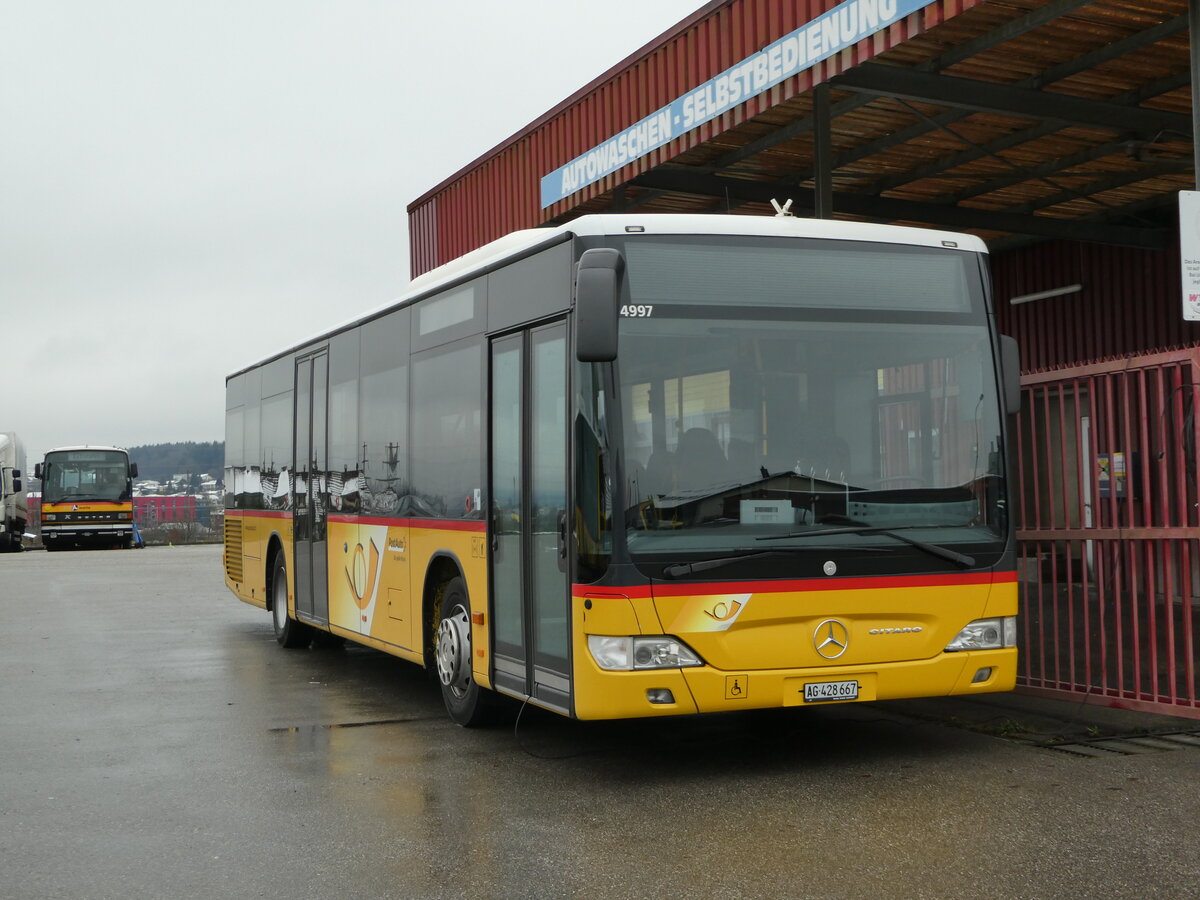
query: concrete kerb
[{"left": 877, "top": 691, "right": 1197, "bottom": 746}]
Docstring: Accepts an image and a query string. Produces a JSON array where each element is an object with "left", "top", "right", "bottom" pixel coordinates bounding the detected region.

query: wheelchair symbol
[{"left": 725, "top": 675, "right": 748, "bottom": 700}]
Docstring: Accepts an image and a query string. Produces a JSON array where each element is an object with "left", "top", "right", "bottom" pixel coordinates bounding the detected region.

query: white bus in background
[{"left": 0, "top": 432, "right": 28, "bottom": 552}]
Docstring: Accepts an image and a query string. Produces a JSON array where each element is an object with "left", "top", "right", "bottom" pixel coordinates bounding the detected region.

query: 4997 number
[{"left": 620, "top": 304, "right": 654, "bottom": 317}]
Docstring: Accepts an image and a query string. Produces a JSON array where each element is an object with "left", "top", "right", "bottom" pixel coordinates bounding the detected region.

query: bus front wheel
[
  {"left": 271, "top": 554, "right": 311, "bottom": 648},
  {"left": 434, "top": 576, "right": 498, "bottom": 727}
]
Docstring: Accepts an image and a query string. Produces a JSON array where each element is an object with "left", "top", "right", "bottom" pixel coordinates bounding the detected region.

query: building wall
[
  {"left": 136, "top": 496, "right": 198, "bottom": 524},
  {"left": 407, "top": 0, "right": 986, "bottom": 276},
  {"left": 993, "top": 239, "right": 1200, "bottom": 372}
]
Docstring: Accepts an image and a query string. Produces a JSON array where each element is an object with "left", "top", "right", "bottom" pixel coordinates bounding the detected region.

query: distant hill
[{"left": 128, "top": 441, "right": 223, "bottom": 484}]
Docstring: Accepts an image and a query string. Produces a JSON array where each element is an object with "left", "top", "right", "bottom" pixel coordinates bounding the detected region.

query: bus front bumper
[
  {"left": 43, "top": 524, "right": 133, "bottom": 541},
  {"left": 571, "top": 649, "right": 1017, "bottom": 720}
]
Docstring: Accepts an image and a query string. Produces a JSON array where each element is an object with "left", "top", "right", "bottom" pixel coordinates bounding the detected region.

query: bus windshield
[
  {"left": 42, "top": 450, "right": 131, "bottom": 503},
  {"left": 607, "top": 236, "right": 1007, "bottom": 570}
]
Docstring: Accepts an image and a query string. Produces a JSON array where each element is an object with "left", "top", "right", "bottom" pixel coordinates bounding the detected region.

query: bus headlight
[
  {"left": 588, "top": 635, "right": 704, "bottom": 670},
  {"left": 945, "top": 616, "right": 1017, "bottom": 651}
]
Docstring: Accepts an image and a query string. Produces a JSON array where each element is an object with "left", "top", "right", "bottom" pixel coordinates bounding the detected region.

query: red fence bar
[
  {"left": 1140, "top": 367, "right": 1159, "bottom": 700},
  {"left": 1186, "top": 539, "right": 1197, "bottom": 705}
]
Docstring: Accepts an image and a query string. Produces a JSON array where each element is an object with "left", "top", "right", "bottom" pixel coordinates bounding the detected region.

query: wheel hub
[
  {"left": 272, "top": 577, "right": 287, "bottom": 631},
  {"left": 436, "top": 609, "right": 471, "bottom": 695}
]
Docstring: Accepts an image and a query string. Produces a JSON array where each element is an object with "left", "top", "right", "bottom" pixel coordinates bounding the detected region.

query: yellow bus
[
  {"left": 36, "top": 446, "right": 138, "bottom": 550},
  {"left": 223, "top": 213, "right": 1021, "bottom": 725}
]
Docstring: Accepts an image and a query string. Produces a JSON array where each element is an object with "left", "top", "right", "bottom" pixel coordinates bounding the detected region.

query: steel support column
[
  {"left": 1192, "top": 0, "right": 1200, "bottom": 183},
  {"left": 813, "top": 83, "right": 832, "bottom": 219}
]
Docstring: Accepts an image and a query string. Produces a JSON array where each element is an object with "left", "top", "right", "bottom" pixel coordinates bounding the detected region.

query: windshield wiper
[
  {"left": 757, "top": 525, "right": 976, "bottom": 568},
  {"left": 662, "top": 550, "right": 793, "bottom": 579}
]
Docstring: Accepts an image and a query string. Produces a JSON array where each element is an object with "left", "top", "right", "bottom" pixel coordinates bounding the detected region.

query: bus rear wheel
[
  {"left": 271, "top": 554, "right": 311, "bottom": 648},
  {"left": 434, "top": 576, "right": 498, "bottom": 727}
]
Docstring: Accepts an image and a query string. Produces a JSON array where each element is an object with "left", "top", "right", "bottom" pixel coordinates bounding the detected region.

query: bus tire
[
  {"left": 434, "top": 576, "right": 498, "bottom": 727},
  {"left": 270, "top": 554, "right": 311, "bottom": 648}
]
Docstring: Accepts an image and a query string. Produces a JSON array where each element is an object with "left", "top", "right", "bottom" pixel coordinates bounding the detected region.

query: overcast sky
[{"left": 2, "top": 0, "right": 705, "bottom": 467}]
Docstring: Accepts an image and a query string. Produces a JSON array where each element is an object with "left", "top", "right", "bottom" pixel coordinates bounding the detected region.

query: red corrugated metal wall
[
  {"left": 407, "top": 0, "right": 985, "bottom": 277},
  {"left": 993, "top": 239, "right": 1200, "bottom": 371}
]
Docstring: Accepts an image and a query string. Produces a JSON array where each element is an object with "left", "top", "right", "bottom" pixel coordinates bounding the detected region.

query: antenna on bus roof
[{"left": 770, "top": 198, "right": 794, "bottom": 217}]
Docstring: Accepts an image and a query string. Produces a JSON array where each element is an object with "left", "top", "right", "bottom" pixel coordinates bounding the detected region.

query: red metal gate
[{"left": 1016, "top": 347, "right": 1200, "bottom": 719}]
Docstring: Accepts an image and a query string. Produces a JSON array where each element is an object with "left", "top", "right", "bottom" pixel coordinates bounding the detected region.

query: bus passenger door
[
  {"left": 489, "top": 322, "right": 571, "bottom": 712},
  {"left": 294, "top": 351, "right": 330, "bottom": 625}
]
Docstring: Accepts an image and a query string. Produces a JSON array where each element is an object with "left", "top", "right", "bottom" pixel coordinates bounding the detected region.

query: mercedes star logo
[{"left": 814, "top": 618, "right": 850, "bottom": 660}]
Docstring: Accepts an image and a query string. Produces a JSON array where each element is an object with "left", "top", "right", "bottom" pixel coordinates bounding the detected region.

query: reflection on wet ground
[{"left": 3, "top": 545, "right": 1198, "bottom": 899}]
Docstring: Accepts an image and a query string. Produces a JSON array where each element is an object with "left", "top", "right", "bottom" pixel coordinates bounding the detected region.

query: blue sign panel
[{"left": 540, "top": 0, "right": 936, "bottom": 208}]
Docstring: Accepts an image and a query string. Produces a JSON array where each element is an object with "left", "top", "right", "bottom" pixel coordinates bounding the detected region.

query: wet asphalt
[{"left": 1, "top": 544, "right": 1197, "bottom": 899}]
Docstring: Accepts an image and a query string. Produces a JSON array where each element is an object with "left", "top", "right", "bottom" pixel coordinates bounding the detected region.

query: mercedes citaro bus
[{"left": 223, "top": 213, "right": 1021, "bottom": 725}]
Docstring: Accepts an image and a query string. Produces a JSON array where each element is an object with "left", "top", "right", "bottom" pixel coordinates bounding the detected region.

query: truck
[
  {"left": 35, "top": 446, "right": 138, "bottom": 550},
  {"left": 0, "top": 433, "right": 27, "bottom": 552}
]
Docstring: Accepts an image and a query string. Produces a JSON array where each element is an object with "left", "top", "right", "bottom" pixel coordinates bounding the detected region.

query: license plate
[{"left": 803, "top": 680, "right": 859, "bottom": 703}]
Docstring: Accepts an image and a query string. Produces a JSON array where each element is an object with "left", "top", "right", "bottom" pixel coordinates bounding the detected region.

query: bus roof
[
  {"left": 43, "top": 446, "right": 129, "bottom": 455},
  {"left": 407, "top": 213, "right": 987, "bottom": 297},
  {"left": 230, "top": 213, "right": 988, "bottom": 379}
]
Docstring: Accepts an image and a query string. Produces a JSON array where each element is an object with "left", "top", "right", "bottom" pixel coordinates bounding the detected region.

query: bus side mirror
[
  {"left": 1000, "top": 335, "right": 1021, "bottom": 415},
  {"left": 575, "top": 248, "right": 624, "bottom": 363},
  {"left": 12, "top": 472, "right": 20, "bottom": 492},
  {"left": 130, "top": 462, "right": 139, "bottom": 479},
  {"left": 34, "top": 463, "right": 43, "bottom": 480}
]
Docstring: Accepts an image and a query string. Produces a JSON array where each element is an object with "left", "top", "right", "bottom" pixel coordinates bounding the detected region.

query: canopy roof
[{"left": 518, "top": 0, "right": 1190, "bottom": 255}]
